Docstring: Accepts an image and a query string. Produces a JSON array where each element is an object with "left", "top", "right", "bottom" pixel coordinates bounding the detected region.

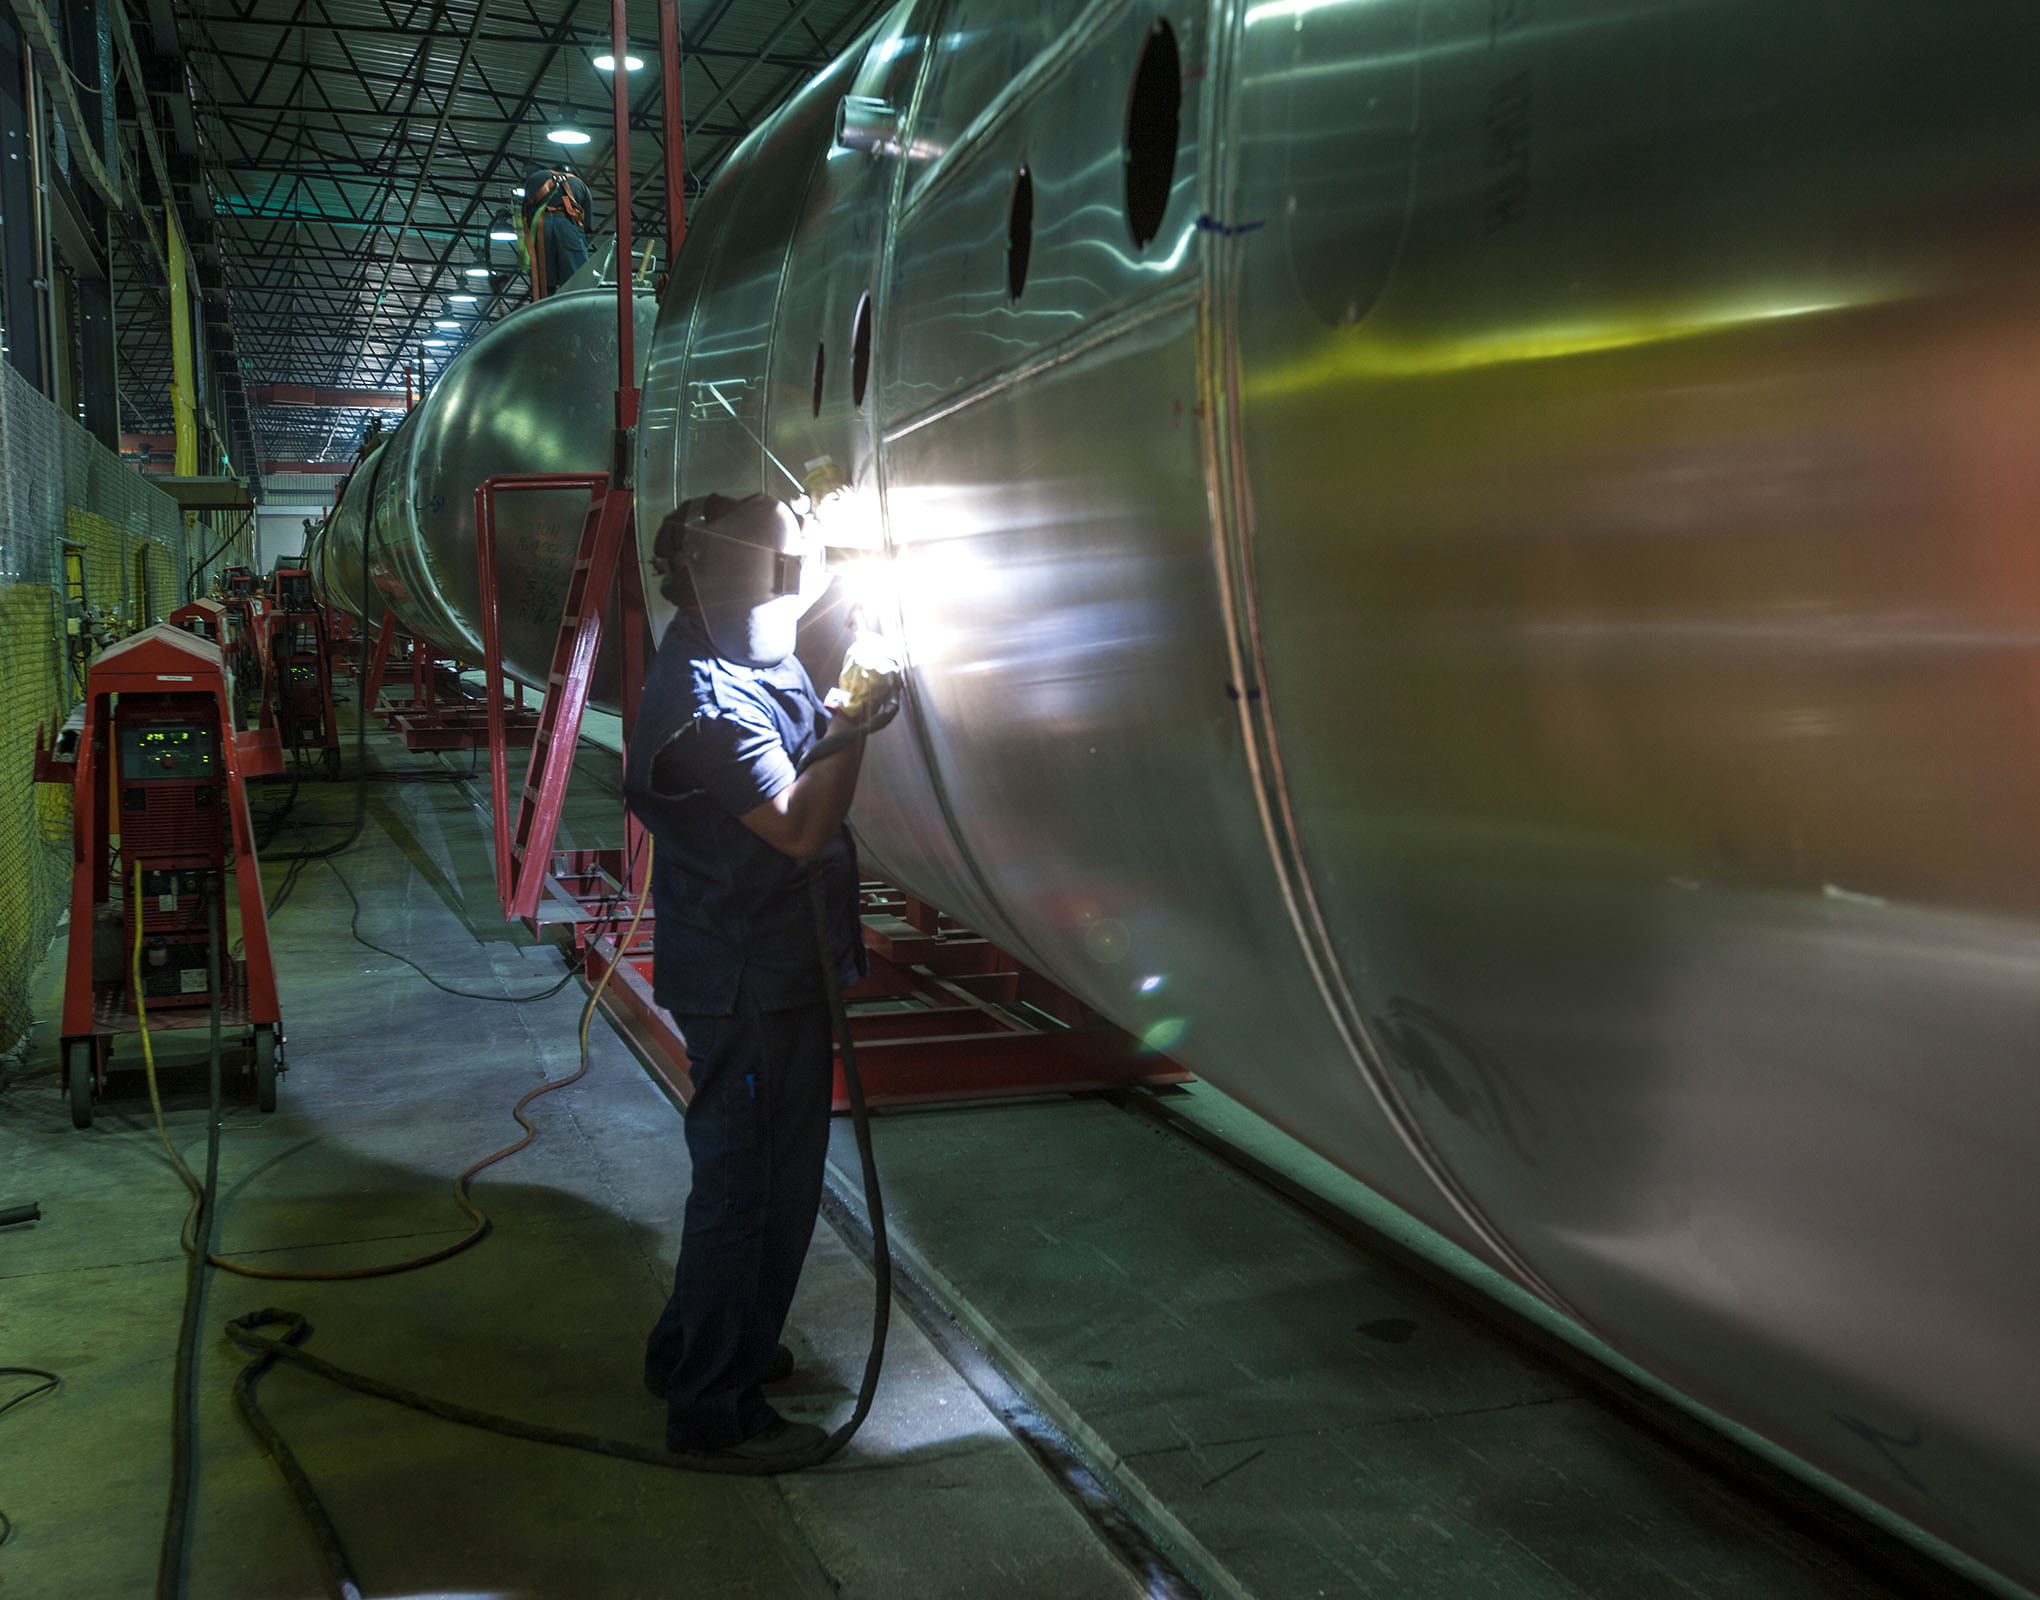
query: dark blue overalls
[{"left": 622, "top": 615, "right": 862, "bottom": 1450}]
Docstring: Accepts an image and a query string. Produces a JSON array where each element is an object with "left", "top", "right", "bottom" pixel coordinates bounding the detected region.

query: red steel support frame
[
  {"left": 581, "top": 886, "right": 1192, "bottom": 1112},
  {"left": 475, "top": 473, "right": 645, "bottom": 920}
]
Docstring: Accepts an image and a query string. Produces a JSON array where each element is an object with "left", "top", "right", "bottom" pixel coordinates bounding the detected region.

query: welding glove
[
  {"left": 800, "top": 454, "right": 848, "bottom": 509},
  {"left": 825, "top": 634, "right": 903, "bottom": 731}
]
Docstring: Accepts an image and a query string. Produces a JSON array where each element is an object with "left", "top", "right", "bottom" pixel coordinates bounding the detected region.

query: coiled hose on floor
[{"left": 210, "top": 844, "right": 891, "bottom": 1599}]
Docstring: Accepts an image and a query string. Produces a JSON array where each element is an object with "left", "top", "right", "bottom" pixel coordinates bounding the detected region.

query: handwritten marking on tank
[
  {"left": 1379, "top": 996, "right": 1542, "bottom": 1163},
  {"left": 1193, "top": 213, "right": 1267, "bottom": 239},
  {"left": 1482, "top": 71, "right": 1534, "bottom": 234},
  {"left": 1489, "top": 0, "right": 1532, "bottom": 46},
  {"left": 1833, "top": 1414, "right": 1931, "bottom": 1495}
]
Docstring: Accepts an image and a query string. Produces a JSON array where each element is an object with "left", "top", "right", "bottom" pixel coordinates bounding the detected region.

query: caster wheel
[
  {"left": 253, "top": 1026, "right": 279, "bottom": 1113},
  {"left": 65, "top": 1040, "right": 94, "bottom": 1130}
]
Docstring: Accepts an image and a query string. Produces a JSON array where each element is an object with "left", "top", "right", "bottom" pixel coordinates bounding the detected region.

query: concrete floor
[
  {"left": 0, "top": 708, "right": 1986, "bottom": 1600},
  {"left": 832, "top": 1096, "right": 1934, "bottom": 1600},
  {"left": 0, "top": 731, "right": 1143, "bottom": 1600}
]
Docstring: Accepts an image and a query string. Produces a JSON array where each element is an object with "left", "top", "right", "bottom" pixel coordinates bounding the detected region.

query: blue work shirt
[{"left": 623, "top": 615, "right": 864, "bottom": 1017}]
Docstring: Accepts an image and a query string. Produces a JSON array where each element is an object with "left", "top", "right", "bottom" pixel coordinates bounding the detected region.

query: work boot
[
  {"left": 643, "top": 1342, "right": 795, "bottom": 1398},
  {"left": 667, "top": 1415, "right": 829, "bottom": 1473}
]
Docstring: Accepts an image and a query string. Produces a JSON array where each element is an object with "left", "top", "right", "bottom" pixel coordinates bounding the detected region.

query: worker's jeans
[{"left": 645, "top": 983, "right": 832, "bottom": 1449}]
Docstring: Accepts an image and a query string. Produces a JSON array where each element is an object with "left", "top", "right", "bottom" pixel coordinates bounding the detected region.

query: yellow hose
[{"left": 134, "top": 844, "right": 654, "bottom": 1280}]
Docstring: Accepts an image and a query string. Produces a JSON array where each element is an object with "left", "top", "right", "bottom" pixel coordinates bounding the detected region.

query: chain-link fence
[{"left": 0, "top": 360, "right": 208, "bottom": 1056}]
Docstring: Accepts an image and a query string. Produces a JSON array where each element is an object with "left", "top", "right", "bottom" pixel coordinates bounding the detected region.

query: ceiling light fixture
[
  {"left": 432, "top": 319, "right": 460, "bottom": 328},
  {"left": 593, "top": 53, "right": 644, "bottom": 71},
  {"left": 546, "top": 126, "right": 591, "bottom": 146},
  {"left": 449, "top": 293, "right": 479, "bottom": 304},
  {"left": 512, "top": 186, "right": 526, "bottom": 197},
  {"left": 463, "top": 265, "right": 492, "bottom": 277},
  {"left": 489, "top": 227, "right": 518, "bottom": 241},
  {"left": 424, "top": 338, "right": 450, "bottom": 347}
]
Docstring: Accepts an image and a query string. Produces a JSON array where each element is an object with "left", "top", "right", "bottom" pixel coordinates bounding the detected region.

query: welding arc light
[
  {"left": 593, "top": 53, "right": 643, "bottom": 71},
  {"left": 547, "top": 127, "right": 592, "bottom": 146}
]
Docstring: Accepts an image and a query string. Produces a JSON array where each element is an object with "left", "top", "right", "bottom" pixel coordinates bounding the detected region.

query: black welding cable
[
  {"left": 0, "top": 1366, "right": 61, "bottom": 1550},
  {"left": 799, "top": 857, "right": 891, "bottom": 1465},
  {"left": 219, "top": 911, "right": 892, "bottom": 1600},
  {"left": 2, "top": 1210, "right": 61, "bottom": 1553},
  {"left": 220, "top": 738, "right": 897, "bottom": 1596},
  {"left": 320, "top": 852, "right": 582, "bottom": 1004},
  {"left": 156, "top": 889, "right": 225, "bottom": 1600},
  {"left": 185, "top": 517, "right": 252, "bottom": 604}
]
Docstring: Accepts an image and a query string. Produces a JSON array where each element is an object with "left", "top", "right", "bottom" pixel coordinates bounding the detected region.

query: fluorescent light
[
  {"left": 432, "top": 319, "right": 459, "bottom": 328},
  {"left": 449, "top": 293, "right": 479, "bottom": 304},
  {"left": 546, "top": 127, "right": 591, "bottom": 146},
  {"left": 489, "top": 228, "right": 517, "bottom": 241},
  {"left": 593, "top": 54, "right": 644, "bottom": 71}
]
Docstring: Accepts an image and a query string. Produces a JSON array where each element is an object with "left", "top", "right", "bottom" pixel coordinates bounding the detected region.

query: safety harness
[{"left": 526, "top": 169, "right": 587, "bottom": 227}]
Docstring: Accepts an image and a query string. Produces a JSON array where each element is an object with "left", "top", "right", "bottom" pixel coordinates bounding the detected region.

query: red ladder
[{"left": 475, "top": 473, "right": 646, "bottom": 920}]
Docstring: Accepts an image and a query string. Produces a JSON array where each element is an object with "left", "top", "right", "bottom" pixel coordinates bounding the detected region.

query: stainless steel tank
[
  {"left": 635, "top": 1, "right": 2040, "bottom": 1591},
  {"left": 313, "top": 456, "right": 381, "bottom": 626},
  {"left": 311, "top": 282, "right": 656, "bottom": 705}
]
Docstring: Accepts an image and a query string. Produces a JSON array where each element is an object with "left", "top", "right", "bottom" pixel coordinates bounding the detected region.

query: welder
[
  {"left": 520, "top": 163, "right": 593, "bottom": 299},
  {"left": 623, "top": 492, "right": 900, "bottom": 1467}
]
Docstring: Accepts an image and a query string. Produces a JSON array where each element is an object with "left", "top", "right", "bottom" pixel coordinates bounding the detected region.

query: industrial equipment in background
[
  {"left": 259, "top": 561, "right": 341, "bottom": 776},
  {"left": 214, "top": 564, "right": 266, "bottom": 717},
  {"left": 168, "top": 597, "right": 230, "bottom": 647},
  {"left": 36, "top": 625, "right": 286, "bottom": 1128}
]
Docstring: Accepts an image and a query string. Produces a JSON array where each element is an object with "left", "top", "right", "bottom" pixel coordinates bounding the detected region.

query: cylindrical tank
[
  {"left": 310, "top": 467, "right": 380, "bottom": 629},
  {"left": 311, "top": 283, "right": 656, "bottom": 706},
  {"left": 633, "top": 2, "right": 2040, "bottom": 1591}
]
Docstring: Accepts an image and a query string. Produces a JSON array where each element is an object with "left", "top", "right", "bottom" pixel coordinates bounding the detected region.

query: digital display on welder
[{"left": 120, "top": 725, "right": 217, "bottom": 781}]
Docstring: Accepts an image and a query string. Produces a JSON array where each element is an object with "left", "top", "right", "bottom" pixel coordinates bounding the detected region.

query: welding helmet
[{"left": 665, "top": 492, "right": 828, "bottom": 668}]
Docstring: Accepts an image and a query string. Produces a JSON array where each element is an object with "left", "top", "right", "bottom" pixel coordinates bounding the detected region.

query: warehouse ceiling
[{"left": 114, "top": 0, "right": 892, "bottom": 486}]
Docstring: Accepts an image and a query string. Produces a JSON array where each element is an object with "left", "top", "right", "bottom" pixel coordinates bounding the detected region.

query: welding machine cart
[
  {"left": 259, "top": 563, "right": 341, "bottom": 777},
  {"left": 36, "top": 625, "right": 286, "bottom": 1128},
  {"left": 168, "top": 596, "right": 230, "bottom": 646}
]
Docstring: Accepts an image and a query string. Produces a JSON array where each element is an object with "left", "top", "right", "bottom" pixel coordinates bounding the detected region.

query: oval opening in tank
[
  {"left": 1007, "top": 165, "right": 1034, "bottom": 300},
  {"left": 851, "top": 291, "right": 873, "bottom": 410},
  {"left": 1124, "top": 19, "right": 1180, "bottom": 251}
]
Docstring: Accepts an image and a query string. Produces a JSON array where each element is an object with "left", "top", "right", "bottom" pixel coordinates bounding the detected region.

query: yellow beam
[{"left": 166, "top": 207, "right": 198, "bottom": 477}]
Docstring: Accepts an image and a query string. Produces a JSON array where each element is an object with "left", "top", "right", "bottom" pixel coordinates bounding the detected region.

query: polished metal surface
[
  {"left": 311, "top": 282, "right": 656, "bottom": 708},
  {"left": 313, "top": 453, "right": 382, "bottom": 628},
  {"left": 546, "top": 0, "right": 2040, "bottom": 1588}
]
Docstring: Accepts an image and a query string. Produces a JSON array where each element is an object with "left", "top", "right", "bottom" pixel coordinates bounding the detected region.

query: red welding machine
[{"left": 36, "top": 624, "right": 287, "bottom": 1129}]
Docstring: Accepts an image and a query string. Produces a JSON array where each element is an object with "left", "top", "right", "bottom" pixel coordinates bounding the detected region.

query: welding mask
[{"left": 670, "top": 492, "right": 829, "bottom": 669}]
